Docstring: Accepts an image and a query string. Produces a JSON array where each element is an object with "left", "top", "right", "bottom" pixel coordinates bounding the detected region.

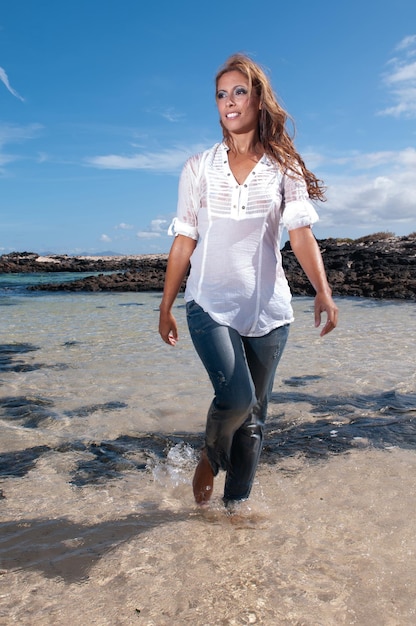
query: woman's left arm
[{"left": 289, "top": 226, "right": 338, "bottom": 336}]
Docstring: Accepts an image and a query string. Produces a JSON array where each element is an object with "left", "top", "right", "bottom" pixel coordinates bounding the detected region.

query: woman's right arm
[{"left": 159, "top": 234, "right": 197, "bottom": 346}]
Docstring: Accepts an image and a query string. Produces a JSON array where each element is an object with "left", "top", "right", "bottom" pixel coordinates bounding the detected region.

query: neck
[{"left": 227, "top": 131, "right": 260, "bottom": 156}]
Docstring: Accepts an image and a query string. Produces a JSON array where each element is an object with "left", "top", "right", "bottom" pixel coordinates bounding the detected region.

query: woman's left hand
[
  {"left": 289, "top": 226, "right": 339, "bottom": 337},
  {"left": 314, "top": 291, "right": 338, "bottom": 336}
]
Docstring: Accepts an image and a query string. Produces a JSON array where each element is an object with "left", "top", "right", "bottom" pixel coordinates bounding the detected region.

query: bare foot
[{"left": 192, "top": 449, "right": 214, "bottom": 505}]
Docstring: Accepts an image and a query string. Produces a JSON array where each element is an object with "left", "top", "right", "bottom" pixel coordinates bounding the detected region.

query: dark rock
[
  {"left": 281, "top": 232, "right": 416, "bottom": 300},
  {"left": 0, "top": 252, "right": 166, "bottom": 274},
  {"left": 1, "top": 232, "right": 416, "bottom": 300}
]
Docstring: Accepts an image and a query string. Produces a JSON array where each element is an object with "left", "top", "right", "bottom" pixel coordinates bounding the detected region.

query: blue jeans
[{"left": 186, "top": 300, "right": 289, "bottom": 503}]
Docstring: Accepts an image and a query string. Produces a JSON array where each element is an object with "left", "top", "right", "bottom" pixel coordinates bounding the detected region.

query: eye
[
  {"left": 234, "top": 87, "right": 248, "bottom": 96},
  {"left": 217, "top": 90, "right": 227, "bottom": 99}
]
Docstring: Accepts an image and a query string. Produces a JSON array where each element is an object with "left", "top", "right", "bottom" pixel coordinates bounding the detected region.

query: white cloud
[
  {"left": 85, "top": 144, "right": 207, "bottom": 173},
  {"left": 136, "top": 231, "right": 161, "bottom": 239},
  {"left": 0, "top": 123, "right": 42, "bottom": 149},
  {"left": 115, "top": 222, "right": 134, "bottom": 230},
  {"left": 136, "top": 218, "right": 169, "bottom": 239},
  {"left": 379, "top": 35, "right": 416, "bottom": 118},
  {"left": 0, "top": 66, "right": 24, "bottom": 101},
  {"left": 0, "top": 154, "right": 17, "bottom": 167},
  {"left": 331, "top": 148, "right": 416, "bottom": 171},
  {"left": 0, "top": 123, "right": 43, "bottom": 175},
  {"left": 100, "top": 234, "right": 111, "bottom": 243},
  {"left": 317, "top": 147, "right": 416, "bottom": 234},
  {"left": 160, "top": 109, "right": 184, "bottom": 123},
  {"left": 396, "top": 34, "right": 416, "bottom": 51},
  {"left": 143, "top": 106, "right": 185, "bottom": 123},
  {"left": 149, "top": 218, "right": 169, "bottom": 233}
]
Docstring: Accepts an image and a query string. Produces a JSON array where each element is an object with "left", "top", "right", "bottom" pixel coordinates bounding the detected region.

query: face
[{"left": 216, "top": 70, "right": 261, "bottom": 135}]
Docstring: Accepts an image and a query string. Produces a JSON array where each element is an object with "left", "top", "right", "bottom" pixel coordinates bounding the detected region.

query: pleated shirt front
[{"left": 170, "top": 142, "right": 319, "bottom": 337}]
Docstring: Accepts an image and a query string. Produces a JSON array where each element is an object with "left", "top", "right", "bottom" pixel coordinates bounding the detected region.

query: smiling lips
[{"left": 226, "top": 112, "right": 239, "bottom": 119}]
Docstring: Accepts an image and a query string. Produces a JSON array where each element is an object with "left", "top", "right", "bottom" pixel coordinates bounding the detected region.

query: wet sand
[{"left": 1, "top": 448, "right": 415, "bottom": 625}]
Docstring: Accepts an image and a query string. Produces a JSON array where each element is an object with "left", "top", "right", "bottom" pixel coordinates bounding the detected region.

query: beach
[{"left": 0, "top": 282, "right": 415, "bottom": 625}]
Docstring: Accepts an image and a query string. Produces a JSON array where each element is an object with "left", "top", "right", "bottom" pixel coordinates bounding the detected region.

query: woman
[{"left": 159, "top": 54, "right": 338, "bottom": 507}]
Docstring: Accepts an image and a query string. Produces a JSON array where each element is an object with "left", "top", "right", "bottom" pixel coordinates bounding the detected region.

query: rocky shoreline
[{"left": 1, "top": 232, "right": 415, "bottom": 300}]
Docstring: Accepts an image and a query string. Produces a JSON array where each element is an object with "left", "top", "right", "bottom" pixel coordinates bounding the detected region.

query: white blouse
[{"left": 170, "top": 142, "right": 319, "bottom": 337}]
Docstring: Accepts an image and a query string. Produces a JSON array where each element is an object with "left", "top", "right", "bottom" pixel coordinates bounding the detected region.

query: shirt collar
[{"left": 220, "top": 141, "right": 272, "bottom": 168}]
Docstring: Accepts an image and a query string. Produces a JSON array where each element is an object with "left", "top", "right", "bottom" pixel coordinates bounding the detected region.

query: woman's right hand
[
  {"left": 158, "top": 234, "right": 197, "bottom": 347},
  {"left": 159, "top": 309, "right": 178, "bottom": 346}
]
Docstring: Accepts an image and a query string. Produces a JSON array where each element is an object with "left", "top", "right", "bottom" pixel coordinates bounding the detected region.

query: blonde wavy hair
[{"left": 215, "top": 54, "right": 326, "bottom": 201}]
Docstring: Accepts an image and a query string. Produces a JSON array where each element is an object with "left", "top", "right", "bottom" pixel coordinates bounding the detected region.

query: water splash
[{"left": 151, "top": 442, "right": 197, "bottom": 488}]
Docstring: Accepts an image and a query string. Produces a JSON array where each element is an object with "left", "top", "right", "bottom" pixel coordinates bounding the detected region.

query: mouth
[{"left": 226, "top": 112, "right": 239, "bottom": 119}]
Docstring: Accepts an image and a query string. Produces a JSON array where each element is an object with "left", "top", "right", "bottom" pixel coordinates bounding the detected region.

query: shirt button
[
  {"left": 242, "top": 206, "right": 246, "bottom": 210},
  {"left": 227, "top": 173, "right": 231, "bottom": 176},
  {"left": 244, "top": 184, "right": 247, "bottom": 188}
]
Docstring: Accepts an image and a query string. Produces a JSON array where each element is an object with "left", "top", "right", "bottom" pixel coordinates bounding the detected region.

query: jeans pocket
[{"left": 186, "top": 300, "right": 216, "bottom": 336}]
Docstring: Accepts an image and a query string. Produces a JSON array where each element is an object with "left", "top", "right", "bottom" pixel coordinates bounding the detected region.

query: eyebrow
[{"left": 217, "top": 84, "right": 248, "bottom": 93}]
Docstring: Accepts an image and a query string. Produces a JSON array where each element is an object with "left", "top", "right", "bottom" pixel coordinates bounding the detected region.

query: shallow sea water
[{"left": 0, "top": 281, "right": 415, "bottom": 625}]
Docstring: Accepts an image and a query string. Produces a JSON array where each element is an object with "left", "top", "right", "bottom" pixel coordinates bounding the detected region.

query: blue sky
[{"left": 1, "top": 0, "right": 416, "bottom": 255}]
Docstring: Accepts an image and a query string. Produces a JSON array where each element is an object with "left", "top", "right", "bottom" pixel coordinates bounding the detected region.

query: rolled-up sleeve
[
  {"left": 281, "top": 168, "right": 320, "bottom": 231},
  {"left": 168, "top": 216, "right": 198, "bottom": 239},
  {"left": 282, "top": 199, "right": 319, "bottom": 230},
  {"left": 168, "top": 155, "right": 200, "bottom": 240}
]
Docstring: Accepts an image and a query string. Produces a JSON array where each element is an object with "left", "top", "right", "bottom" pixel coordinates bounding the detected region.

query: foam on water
[{"left": 151, "top": 442, "right": 198, "bottom": 489}]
